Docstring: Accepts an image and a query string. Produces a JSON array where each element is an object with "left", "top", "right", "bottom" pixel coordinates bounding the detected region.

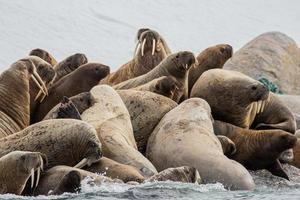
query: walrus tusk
[
  {"left": 33, "top": 71, "right": 48, "bottom": 96},
  {"left": 260, "top": 100, "right": 265, "bottom": 113},
  {"left": 152, "top": 39, "right": 156, "bottom": 55},
  {"left": 40, "top": 155, "right": 44, "bottom": 171},
  {"left": 36, "top": 168, "right": 41, "bottom": 187},
  {"left": 184, "top": 64, "right": 188, "bottom": 70},
  {"left": 141, "top": 38, "right": 146, "bottom": 56},
  {"left": 39, "top": 93, "right": 47, "bottom": 103},
  {"left": 30, "top": 168, "right": 35, "bottom": 188},
  {"left": 74, "top": 158, "right": 88, "bottom": 169},
  {"left": 31, "top": 75, "right": 47, "bottom": 102},
  {"left": 134, "top": 42, "right": 141, "bottom": 56}
]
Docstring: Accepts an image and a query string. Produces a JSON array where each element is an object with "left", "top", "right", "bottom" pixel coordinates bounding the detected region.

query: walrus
[
  {"left": 190, "top": 69, "right": 296, "bottom": 134},
  {"left": 146, "top": 98, "right": 255, "bottom": 190},
  {"left": 132, "top": 76, "right": 178, "bottom": 100},
  {"left": 81, "top": 85, "right": 158, "bottom": 177},
  {"left": 53, "top": 53, "right": 88, "bottom": 82},
  {"left": 0, "top": 119, "right": 102, "bottom": 170},
  {"left": 117, "top": 89, "right": 177, "bottom": 154},
  {"left": 146, "top": 166, "right": 202, "bottom": 184},
  {"left": 33, "top": 63, "right": 109, "bottom": 122},
  {"left": 0, "top": 151, "right": 46, "bottom": 195},
  {"left": 29, "top": 48, "right": 57, "bottom": 66},
  {"left": 0, "top": 57, "right": 48, "bottom": 138},
  {"left": 83, "top": 157, "right": 145, "bottom": 183},
  {"left": 217, "top": 135, "right": 237, "bottom": 157},
  {"left": 223, "top": 32, "right": 300, "bottom": 95},
  {"left": 114, "top": 51, "right": 196, "bottom": 103},
  {"left": 43, "top": 92, "right": 94, "bottom": 121},
  {"left": 188, "top": 44, "right": 233, "bottom": 95},
  {"left": 100, "top": 28, "right": 170, "bottom": 85},
  {"left": 34, "top": 165, "right": 114, "bottom": 195},
  {"left": 213, "top": 120, "right": 297, "bottom": 180},
  {"left": 290, "top": 139, "right": 300, "bottom": 169}
]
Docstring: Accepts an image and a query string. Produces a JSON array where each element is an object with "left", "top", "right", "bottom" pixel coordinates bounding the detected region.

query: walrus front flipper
[
  {"left": 217, "top": 135, "right": 236, "bottom": 157},
  {"left": 50, "top": 170, "right": 81, "bottom": 195},
  {"left": 56, "top": 97, "right": 82, "bottom": 120},
  {"left": 267, "top": 159, "right": 289, "bottom": 180}
]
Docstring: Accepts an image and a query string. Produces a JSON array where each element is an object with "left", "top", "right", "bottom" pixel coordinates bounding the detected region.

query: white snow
[{"left": 0, "top": 0, "right": 299, "bottom": 72}]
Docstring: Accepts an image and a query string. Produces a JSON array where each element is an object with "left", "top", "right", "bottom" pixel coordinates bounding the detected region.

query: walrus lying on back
[
  {"left": 0, "top": 119, "right": 102, "bottom": 170},
  {"left": 100, "top": 28, "right": 170, "bottom": 85},
  {"left": 188, "top": 44, "right": 232, "bottom": 95},
  {"left": 0, "top": 57, "right": 49, "bottom": 138},
  {"left": 0, "top": 151, "right": 46, "bottom": 195},
  {"left": 114, "top": 51, "right": 196, "bottom": 103},
  {"left": 213, "top": 120, "right": 297, "bottom": 180},
  {"left": 29, "top": 48, "right": 57, "bottom": 66}
]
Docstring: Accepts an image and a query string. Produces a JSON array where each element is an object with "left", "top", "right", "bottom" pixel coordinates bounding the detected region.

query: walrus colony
[{"left": 0, "top": 28, "right": 299, "bottom": 195}]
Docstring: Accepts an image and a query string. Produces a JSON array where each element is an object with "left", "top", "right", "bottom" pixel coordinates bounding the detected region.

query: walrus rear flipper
[
  {"left": 50, "top": 170, "right": 81, "bottom": 195},
  {"left": 267, "top": 159, "right": 289, "bottom": 180},
  {"left": 56, "top": 97, "right": 82, "bottom": 120}
]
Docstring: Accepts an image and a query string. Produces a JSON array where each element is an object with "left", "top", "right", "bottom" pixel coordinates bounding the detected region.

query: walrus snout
[
  {"left": 173, "top": 51, "right": 195, "bottom": 71},
  {"left": 250, "top": 82, "right": 269, "bottom": 101},
  {"left": 219, "top": 44, "right": 233, "bottom": 58},
  {"left": 94, "top": 64, "right": 110, "bottom": 78}
]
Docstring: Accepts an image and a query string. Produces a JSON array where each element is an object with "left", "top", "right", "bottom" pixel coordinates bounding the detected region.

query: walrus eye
[{"left": 251, "top": 86, "right": 257, "bottom": 90}]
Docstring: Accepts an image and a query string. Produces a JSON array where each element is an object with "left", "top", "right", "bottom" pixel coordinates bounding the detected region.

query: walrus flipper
[
  {"left": 57, "top": 97, "right": 81, "bottom": 120},
  {"left": 50, "top": 170, "right": 81, "bottom": 195},
  {"left": 267, "top": 159, "right": 289, "bottom": 180}
]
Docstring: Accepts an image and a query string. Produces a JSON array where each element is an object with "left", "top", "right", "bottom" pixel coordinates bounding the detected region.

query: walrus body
[
  {"left": 223, "top": 32, "right": 300, "bottom": 95},
  {"left": 84, "top": 157, "right": 145, "bottom": 183},
  {"left": 29, "top": 48, "right": 57, "bottom": 66},
  {"left": 0, "top": 57, "right": 48, "bottom": 138},
  {"left": 81, "top": 85, "right": 157, "bottom": 177},
  {"left": 213, "top": 120, "right": 297, "bottom": 179},
  {"left": 132, "top": 76, "right": 178, "bottom": 100},
  {"left": 43, "top": 92, "right": 94, "bottom": 120},
  {"left": 100, "top": 29, "right": 170, "bottom": 85},
  {"left": 53, "top": 53, "right": 88, "bottom": 82},
  {"left": 33, "top": 63, "right": 109, "bottom": 122},
  {"left": 114, "top": 51, "right": 196, "bottom": 103},
  {"left": 146, "top": 98, "right": 255, "bottom": 190},
  {"left": 34, "top": 165, "right": 113, "bottom": 195},
  {"left": 117, "top": 89, "right": 177, "bottom": 154},
  {"left": 0, "top": 119, "right": 102, "bottom": 170},
  {"left": 190, "top": 69, "right": 296, "bottom": 133},
  {"left": 290, "top": 139, "right": 300, "bottom": 169},
  {"left": 188, "top": 44, "right": 232, "bottom": 95},
  {"left": 0, "top": 151, "right": 45, "bottom": 195}
]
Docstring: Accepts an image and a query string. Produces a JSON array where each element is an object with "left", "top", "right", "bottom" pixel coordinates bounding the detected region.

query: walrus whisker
[
  {"left": 30, "top": 168, "right": 35, "bottom": 189},
  {"left": 74, "top": 158, "right": 88, "bottom": 169},
  {"left": 152, "top": 39, "right": 156, "bottom": 55},
  {"left": 141, "top": 38, "right": 146, "bottom": 56},
  {"left": 36, "top": 168, "right": 40, "bottom": 187}
]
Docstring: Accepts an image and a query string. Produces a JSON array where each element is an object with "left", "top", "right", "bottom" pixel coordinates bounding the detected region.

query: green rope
[{"left": 258, "top": 76, "right": 283, "bottom": 94}]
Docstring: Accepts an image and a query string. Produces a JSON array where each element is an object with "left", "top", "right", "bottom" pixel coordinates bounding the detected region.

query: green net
[{"left": 258, "top": 76, "right": 283, "bottom": 94}]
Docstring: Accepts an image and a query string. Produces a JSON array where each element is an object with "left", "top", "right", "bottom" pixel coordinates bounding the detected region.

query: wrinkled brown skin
[
  {"left": 28, "top": 56, "right": 56, "bottom": 123},
  {"left": 190, "top": 69, "right": 296, "bottom": 134},
  {"left": 53, "top": 53, "right": 88, "bottom": 82},
  {"left": 0, "top": 151, "right": 46, "bottom": 195},
  {"left": 290, "top": 139, "right": 300, "bottom": 168},
  {"left": 146, "top": 166, "right": 201, "bottom": 184},
  {"left": 188, "top": 44, "right": 232, "bottom": 96},
  {"left": 217, "top": 135, "right": 236, "bottom": 157},
  {"left": 0, "top": 119, "right": 102, "bottom": 170},
  {"left": 0, "top": 57, "right": 42, "bottom": 138},
  {"left": 33, "top": 63, "right": 109, "bottom": 122},
  {"left": 118, "top": 89, "right": 177, "bottom": 154},
  {"left": 29, "top": 48, "right": 57, "bottom": 66},
  {"left": 84, "top": 157, "right": 145, "bottom": 183},
  {"left": 213, "top": 120, "right": 297, "bottom": 180},
  {"left": 100, "top": 29, "right": 170, "bottom": 85},
  {"left": 43, "top": 92, "right": 94, "bottom": 121},
  {"left": 133, "top": 76, "right": 178, "bottom": 100},
  {"left": 34, "top": 165, "right": 114, "bottom": 195},
  {"left": 114, "top": 51, "right": 196, "bottom": 103}
]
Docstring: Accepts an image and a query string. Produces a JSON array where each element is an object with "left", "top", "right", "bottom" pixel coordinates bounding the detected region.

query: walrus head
[
  {"left": 154, "top": 76, "right": 178, "bottom": 99},
  {"left": 29, "top": 48, "right": 57, "bottom": 66},
  {"left": 74, "top": 63, "right": 110, "bottom": 83},
  {"left": 168, "top": 51, "right": 196, "bottom": 78},
  {"left": 55, "top": 53, "right": 88, "bottom": 70},
  {"left": 0, "top": 151, "right": 47, "bottom": 195},
  {"left": 70, "top": 92, "right": 95, "bottom": 114},
  {"left": 134, "top": 29, "right": 162, "bottom": 57}
]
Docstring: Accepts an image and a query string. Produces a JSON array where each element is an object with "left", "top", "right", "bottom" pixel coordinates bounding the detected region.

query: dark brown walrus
[
  {"left": 33, "top": 63, "right": 110, "bottom": 122},
  {"left": 114, "top": 51, "right": 196, "bottom": 103},
  {"left": 53, "top": 53, "right": 88, "bottom": 83},
  {"left": 0, "top": 57, "right": 48, "bottom": 138},
  {"left": 213, "top": 120, "right": 297, "bottom": 180},
  {"left": 29, "top": 48, "right": 58, "bottom": 66},
  {"left": 100, "top": 28, "right": 170, "bottom": 85},
  {"left": 188, "top": 44, "right": 232, "bottom": 96}
]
